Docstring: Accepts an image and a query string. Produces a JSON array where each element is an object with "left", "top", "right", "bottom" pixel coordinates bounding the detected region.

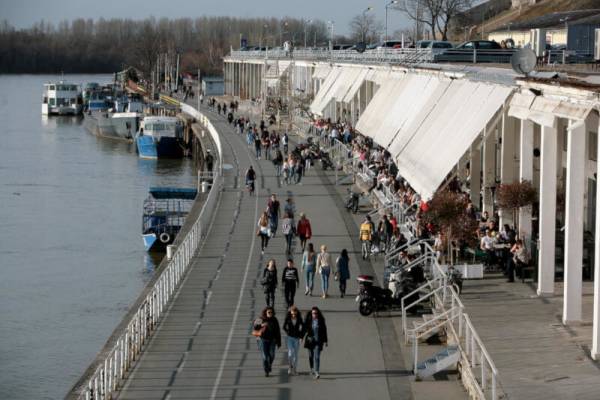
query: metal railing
[
  {"left": 399, "top": 242, "right": 502, "bottom": 400},
  {"left": 228, "top": 48, "right": 435, "bottom": 65},
  {"left": 67, "top": 104, "right": 225, "bottom": 400}
]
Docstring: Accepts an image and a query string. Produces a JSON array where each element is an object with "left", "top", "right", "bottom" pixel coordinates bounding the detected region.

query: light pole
[
  {"left": 327, "top": 20, "right": 335, "bottom": 50},
  {"left": 385, "top": 0, "right": 398, "bottom": 42},
  {"left": 304, "top": 19, "right": 312, "bottom": 48},
  {"left": 362, "top": 6, "right": 373, "bottom": 43}
]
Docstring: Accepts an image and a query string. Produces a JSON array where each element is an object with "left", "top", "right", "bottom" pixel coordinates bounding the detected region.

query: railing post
[
  {"left": 492, "top": 372, "right": 498, "bottom": 400},
  {"left": 473, "top": 48, "right": 477, "bottom": 64},
  {"left": 413, "top": 336, "right": 418, "bottom": 375},
  {"left": 481, "top": 352, "right": 487, "bottom": 390}
]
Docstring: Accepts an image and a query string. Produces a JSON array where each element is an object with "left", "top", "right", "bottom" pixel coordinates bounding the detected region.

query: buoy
[{"left": 159, "top": 232, "right": 171, "bottom": 243}]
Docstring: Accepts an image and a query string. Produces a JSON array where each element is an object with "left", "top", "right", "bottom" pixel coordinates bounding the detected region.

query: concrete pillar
[
  {"left": 470, "top": 138, "right": 482, "bottom": 208},
  {"left": 538, "top": 122, "right": 558, "bottom": 296},
  {"left": 519, "top": 119, "right": 534, "bottom": 243},
  {"left": 563, "top": 119, "right": 586, "bottom": 324},
  {"left": 500, "top": 113, "right": 519, "bottom": 227},
  {"left": 482, "top": 126, "right": 496, "bottom": 214},
  {"left": 593, "top": 115, "right": 600, "bottom": 359}
]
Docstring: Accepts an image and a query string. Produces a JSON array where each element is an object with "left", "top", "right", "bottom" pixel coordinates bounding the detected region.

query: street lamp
[
  {"left": 327, "top": 20, "right": 335, "bottom": 51},
  {"left": 304, "top": 19, "right": 312, "bottom": 48},
  {"left": 385, "top": 1, "right": 398, "bottom": 42},
  {"left": 362, "top": 6, "right": 374, "bottom": 43}
]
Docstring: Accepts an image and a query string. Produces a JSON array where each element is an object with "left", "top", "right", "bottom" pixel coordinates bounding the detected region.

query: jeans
[
  {"left": 284, "top": 283, "right": 296, "bottom": 308},
  {"left": 320, "top": 267, "right": 330, "bottom": 295},
  {"left": 265, "top": 289, "right": 275, "bottom": 307},
  {"left": 287, "top": 337, "right": 300, "bottom": 369},
  {"left": 260, "top": 233, "right": 269, "bottom": 251},
  {"left": 285, "top": 233, "right": 293, "bottom": 254},
  {"left": 259, "top": 339, "right": 276, "bottom": 373},
  {"left": 275, "top": 164, "right": 281, "bottom": 177},
  {"left": 269, "top": 215, "right": 278, "bottom": 235},
  {"left": 255, "top": 146, "right": 261, "bottom": 158},
  {"left": 305, "top": 265, "right": 315, "bottom": 292},
  {"left": 308, "top": 345, "right": 321, "bottom": 373}
]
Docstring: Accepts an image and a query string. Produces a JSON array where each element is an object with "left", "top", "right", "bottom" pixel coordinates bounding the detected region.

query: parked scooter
[
  {"left": 356, "top": 265, "right": 425, "bottom": 316},
  {"left": 320, "top": 150, "right": 334, "bottom": 170},
  {"left": 345, "top": 188, "right": 360, "bottom": 213}
]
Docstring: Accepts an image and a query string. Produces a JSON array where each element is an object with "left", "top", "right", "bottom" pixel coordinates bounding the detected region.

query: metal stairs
[
  {"left": 415, "top": 345, "right": 460, "bottom": 379},
  {"left": 412, "top": 313, "right": 443, "bottom": 342}
]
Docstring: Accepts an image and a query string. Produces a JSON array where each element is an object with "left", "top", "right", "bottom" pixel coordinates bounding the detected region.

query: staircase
[{"left": 415, "top": 345, "right": 460, "bottom": 379}]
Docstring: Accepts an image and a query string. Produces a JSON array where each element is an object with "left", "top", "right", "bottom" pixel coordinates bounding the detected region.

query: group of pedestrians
[{"left": 252, "top": 306, "right": 328, "bottom": 379}]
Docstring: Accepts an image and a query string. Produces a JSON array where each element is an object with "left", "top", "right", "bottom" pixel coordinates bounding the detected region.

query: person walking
[
  {"left": 252, "top": 307, "right": 281, "bottom": 377},
  {"left": 302, "top": 243, "right": 317, "bottom": 296},
  {"left": 296, "top": 213, "right": 312, "bottom": 252},
  {"left": 273, "top": 150, "right": 284, "bottom": 177},
  {"left": 254, "top": 131, "right": 262, "bottom": 159},
  {"left": 281, "top": 212, "right": 295, "bottom": 255},
  {"left": 257, "top": 212, "right": 271, "bottom": 253},
  {"left": 283, "top": 306, "right": 305, "bottom": 375},
  {"left": 282, "top": 258, "right": 300, "bottom": 308},
  {"left": 317, "top": 245, "right": 332, "bottom": 298},
  {"left": 304, "top": 307, "right": 328, "bottom": 379},
  {"left": 359, "top": 215, "right": 373, "bottom": 260},
  {"left": 335, "top": 249, "right": 351, "bottom": 298},
  {"left": 295, "top": 156, "right": 304, "bottom": 185},
  {"left": 267, "top": 194, "right": 281, "bottom": 237},
  {"left": 261, "top": 259, "right": 278, "bottom": 307}
]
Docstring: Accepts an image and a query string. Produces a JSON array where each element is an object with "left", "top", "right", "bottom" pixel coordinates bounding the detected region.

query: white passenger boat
[
  {"left": 135, "top": 116, "right": 184, "bottom": 159},
  {"left": 41, "top": 81, "right": 83, "bottom": 115}
]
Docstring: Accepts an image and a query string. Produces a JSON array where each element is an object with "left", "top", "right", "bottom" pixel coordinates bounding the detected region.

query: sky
[{"left": 0, "top": 0, "right": 415, "bottom": 37}]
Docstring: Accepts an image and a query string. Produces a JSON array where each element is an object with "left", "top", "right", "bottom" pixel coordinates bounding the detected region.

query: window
[
  {"left": 463, "top": 42, "right": 474, "bottom": 49},
  {"left": 563, "top": 126, "right": 568, "bottom": 151},
  {"left": 49, "top": 85, "right": 55, "bottom": 90},
  {"left": 589, "top": 131, "right": 597, "bottom": 161},
  {"left": 49, "top": 98, "right": 55, "bottom": 106}
]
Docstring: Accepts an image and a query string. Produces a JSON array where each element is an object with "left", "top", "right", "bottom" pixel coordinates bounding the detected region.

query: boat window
[
  {"left": 49, "top": 85, "right": 55, "bottom": 90},
  {"left": 49, "top": 98, "right": 55, "bottom": 106},
  {"left": 43, "top": 96, "right": 48, "bottom": 104}
]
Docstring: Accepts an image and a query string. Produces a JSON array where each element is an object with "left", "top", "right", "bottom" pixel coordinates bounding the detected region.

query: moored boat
[
  {"left": 41, "top": 81, "right": 83, "bottom": 115},
  {"left": 135, "top": 116, "right": 184, "bottom": 159},
  {"left": 142, "top": 187, "right": 197, "bottom": 252}
]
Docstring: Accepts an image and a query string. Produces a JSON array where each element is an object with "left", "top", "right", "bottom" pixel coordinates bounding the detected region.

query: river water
[{"left": 0, "top": 75, "right": 195, "bottom": 399}]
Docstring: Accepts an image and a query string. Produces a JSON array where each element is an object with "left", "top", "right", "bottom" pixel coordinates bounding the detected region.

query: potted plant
[{"left": 496, "top": 180, "right": 537, "bottom": 232}]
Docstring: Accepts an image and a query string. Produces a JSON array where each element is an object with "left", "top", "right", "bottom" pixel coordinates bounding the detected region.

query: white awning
[
  {"left": 313, "top": 64, "right": 332, "bottom": 80},
  {"left": 393, "top": 81, "right": 513, "bottom": 199},
  {"left": 309, "top": 67, "right": 342, "bottom": 115},
  {"left": 309, "top": 67, "right": 364, "bottom": 116},
  {"left": 355, "top": 74, "right": 406, "bottom": 137},
  {"left": 508, "top": 92, "right": 592, "bottom": 127},
  {"left": 342, "top": 68, "right": 372, "bottom": 103}
]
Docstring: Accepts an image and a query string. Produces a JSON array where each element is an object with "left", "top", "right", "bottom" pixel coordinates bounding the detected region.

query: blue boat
[
  {"left": 142, "top": 187, "right": 197, "bottom": 252},
  {"left": 135, "top": 116, "right": 184, "bottom": 159}
]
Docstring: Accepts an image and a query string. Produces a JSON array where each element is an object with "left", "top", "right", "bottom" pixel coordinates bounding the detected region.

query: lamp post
[
  {"left": 385, "top": 0, "right": 398, "bottom": 42},
  {"left": 304, "top": 19, "right": 312, "bottom": 48},
  {"left": 327, "top": 20, "right": 335, "bottom": 50},
  {"left": 362, "top": 6, "right": 373, "bottom": 43}
]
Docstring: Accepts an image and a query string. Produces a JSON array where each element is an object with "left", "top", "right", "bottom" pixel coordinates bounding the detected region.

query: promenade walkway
[{"left": 115, "top": 106, "right": 466, "bottom": 399}]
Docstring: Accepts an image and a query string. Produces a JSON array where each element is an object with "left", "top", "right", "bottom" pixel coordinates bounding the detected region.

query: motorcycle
[
  {"left": 356, "top": 265, "right": 425, "bottom": 316},
  {"left": 446, "top": 266, "right": 463, "bottom": 294},
  {"left": 345, "top": 188, "right": 360, "bottom": 213}
]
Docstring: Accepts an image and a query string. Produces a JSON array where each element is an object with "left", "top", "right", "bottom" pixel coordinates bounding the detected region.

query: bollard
[
  {"left": 166, "top": 245, "right": 176, "bottom": 260},
  {"left": 201, "top": 181, "right": 209, "bottom": 193}
]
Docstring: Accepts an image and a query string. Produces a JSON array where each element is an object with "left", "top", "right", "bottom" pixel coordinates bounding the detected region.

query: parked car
[
  {"left": 454, "top": 40, "right": 502, "bottom": 50},
  {"left": 332, "top": 44, "right": 353, "bottom": 50},
  {"left": 374, "top": 40, "right": 405, "bottom": 49}
]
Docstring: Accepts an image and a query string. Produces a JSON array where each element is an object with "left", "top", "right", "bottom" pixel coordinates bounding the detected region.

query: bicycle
[{"left": 246, "top": 179, "right": 255, "bottom": 196}]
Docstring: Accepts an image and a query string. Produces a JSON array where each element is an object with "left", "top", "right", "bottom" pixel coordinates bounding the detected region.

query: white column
[
  {"left": 482, "top": 126, "right": 496, "bottom": 214},
  {"left": 500, "top": 113, "right": 518, "bottom": 227},
  {"left": 563, "top": 119, "right": 586, "bottom": 324},
  {"left": 470, "top": 138, "right": 482, "bottom": 208},
  {"left": 538, "top": 122, "right": 558, "bottom": 296},
  {"left": 592, "top": 116, "right": 600, "bottom": 359},
  {"left": 519, "top": 119, "right": 534, "bottom": 243}
]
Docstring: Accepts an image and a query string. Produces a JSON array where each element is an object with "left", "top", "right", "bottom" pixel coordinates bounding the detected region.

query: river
[{"left": 0, "top": 75, "right": 195, "bottom": 399}]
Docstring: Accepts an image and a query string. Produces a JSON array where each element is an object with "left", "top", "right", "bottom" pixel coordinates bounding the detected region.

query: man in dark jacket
[
  {"left": 281, "top": 259, "right": 300, "bottom": 308},
  {"left": 255, "top": 307, "right": 281, "bottom": 377}
]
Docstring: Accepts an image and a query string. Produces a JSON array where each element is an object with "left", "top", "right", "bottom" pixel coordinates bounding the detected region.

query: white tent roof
[
  {"left": 313, "top": 64, "right": 332, "bottom": 80},
  {"left": 309, "top": 67, "right": 342, "bottom": 115},
  {"left": 355, "top": 75, "right": 406, "bottom": 137},
  {"left": 508, "top": 92, "right": 592, "bottom": 127}
]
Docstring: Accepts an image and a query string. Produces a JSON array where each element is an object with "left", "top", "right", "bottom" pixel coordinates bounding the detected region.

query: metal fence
[
  {"left": 229, "top": 48, "right": 436, "bottom": 64},
  {"left": 66, "top": 104, "right": 224, "bottom": 400}
]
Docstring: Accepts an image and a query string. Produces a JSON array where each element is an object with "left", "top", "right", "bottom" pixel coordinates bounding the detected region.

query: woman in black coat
[
  {"left": 303, "top": 306, "right": 328, "bottom": 379},
  {"left": 283, "top": 306, "right": 305, "bottom": 375},
  {"left": 262, "top": 259, "right": 277, "bottom": 307}
]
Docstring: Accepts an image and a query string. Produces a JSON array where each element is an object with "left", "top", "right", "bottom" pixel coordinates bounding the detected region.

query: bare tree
[
  {"left": 396, "top": 0, "right": 471, "bottom": 41},
  {"left": 349, "top": 13, "right": 383, "bottom": 44}
]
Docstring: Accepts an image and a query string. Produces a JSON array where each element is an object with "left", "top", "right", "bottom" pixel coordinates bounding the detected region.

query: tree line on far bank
[{"left": 0, "top": 17, "right": 329, "bottom": 76}]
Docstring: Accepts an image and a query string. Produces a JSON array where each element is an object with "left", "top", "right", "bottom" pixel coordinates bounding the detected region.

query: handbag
[{"left": 304, "top": 335, "right": 315, "bottom": 349}]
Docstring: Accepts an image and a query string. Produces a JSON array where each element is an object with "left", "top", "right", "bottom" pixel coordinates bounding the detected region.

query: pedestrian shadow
[{"left": 316, "top": 369, "right": 413, "bottom": 380}]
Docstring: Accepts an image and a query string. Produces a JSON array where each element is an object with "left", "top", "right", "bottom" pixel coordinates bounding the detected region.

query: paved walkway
[
  {"left": 461, "top": 276, "right": 600, "bottom": 400},
  {"left": 116, "top": 107, "right": 465, "bottom": 399}
]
